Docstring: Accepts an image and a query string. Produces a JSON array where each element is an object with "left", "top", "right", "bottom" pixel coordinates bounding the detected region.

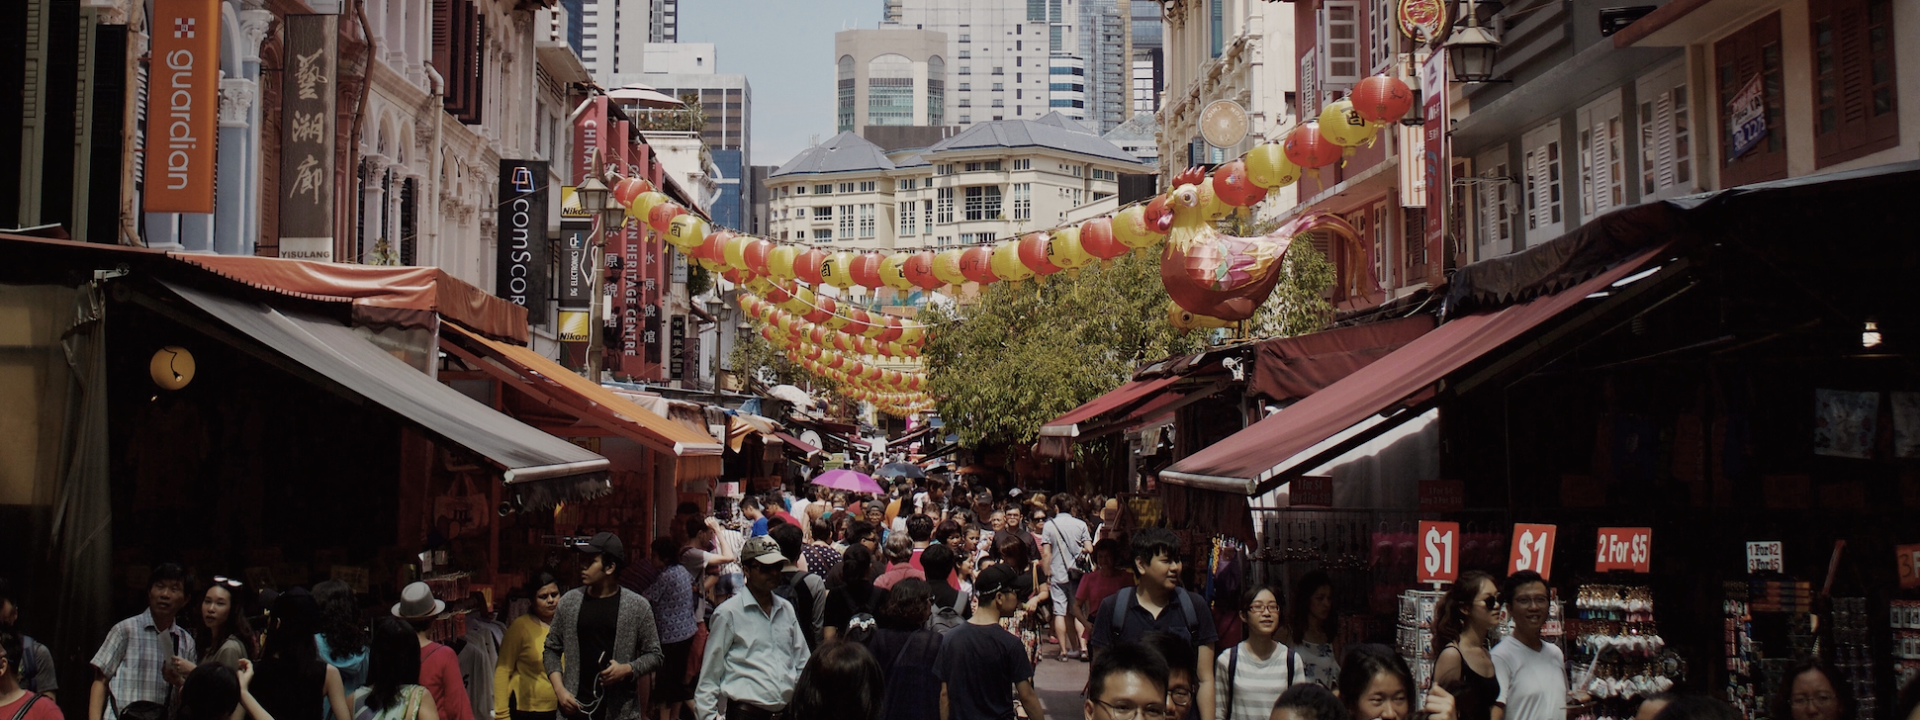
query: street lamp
[{"left": 1445, "top": 0, "right": 1503, "bottom": 83}]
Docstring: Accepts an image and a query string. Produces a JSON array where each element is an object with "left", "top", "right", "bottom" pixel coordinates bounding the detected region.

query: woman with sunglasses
[
  {"left": 196, "top": 577, "right": 258, "bottom": 671},
  {"left": 493, "top": 573, "right": 560, "bottom": 720},
  {"left": 1431, "top": 572, "right": 1500, "bottom": 720}
]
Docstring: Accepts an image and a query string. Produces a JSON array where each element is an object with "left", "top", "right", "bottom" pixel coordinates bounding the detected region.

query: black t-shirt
[
  {"left": 823, "top": 580, "right": 879, "bottom": 632},
  {"left": 932, "top": 622, "right": 1032, "bottom": 720},
  {"left": 576, "top": 592, "right": 622, "bottom": 705},
  {"left": 928, "top": 578, "right": 960, "bottom": 611}
]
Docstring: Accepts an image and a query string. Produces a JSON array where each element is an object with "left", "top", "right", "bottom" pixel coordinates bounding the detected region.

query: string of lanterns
[{"left": 737, "top": 291, "right": 923, "bottom": 359}]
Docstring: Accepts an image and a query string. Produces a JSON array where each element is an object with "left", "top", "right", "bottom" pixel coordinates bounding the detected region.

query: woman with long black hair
[
  {"left": 195, "top": 577, "right": 258, "bottom": 671},
  {"left": 1431, "top": 571, "right": 1500, "bottom": 720},
  {"left": 1280, "top": 571, "right": 1341, "bottom": 689},
  {"left": 363, "top": 616, "right": 443, "bottom": 720},
  {"left": 314, "top": 580, "right": 371, "bottom": 715},
  {"left": 247, "top": 588, "right": 352, "bottom": 720},
  {"left": 862, "top": 579, "right": 942, "bottom": 720},
  {"left": 785, "top": 641, "right": 883, "bottom": 720}
]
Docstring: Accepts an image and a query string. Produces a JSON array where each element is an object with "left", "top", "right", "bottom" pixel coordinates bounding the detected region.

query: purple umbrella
[{"left": 811, "top": 469, "right": 883, "bottom": 495}]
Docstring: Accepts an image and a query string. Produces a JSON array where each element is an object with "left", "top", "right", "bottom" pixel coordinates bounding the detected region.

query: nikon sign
[{"left": 496, "top": 160, "right": 549, "bottom": 319}]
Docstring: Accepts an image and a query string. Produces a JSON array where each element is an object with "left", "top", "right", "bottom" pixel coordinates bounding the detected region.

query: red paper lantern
[
  {"left": 804, "top": 295, "right": 834, "bottom": 324},
  {"left": 695, "top": 230, "right": 730, "bottom": 268},
  {"left": 794, "top": 248, "right": 826, "bottom": 285},
  {"left": 850, "top": 252, "right": 885, "bottom": 290},
  {"left": 646, "top": 202, "right": 686, "bottom": 234},
  {"left": 1079, "top": 217, "right": 1126, "bottom": 261},
  {"left": 721, "top": 268, "right": 744, "bottom": 284},
  {"left": 808, "top": 325, "right": 829, "bottom": 346},
  {"left": 878, "top": 316, "right": 904, "bottom": 343},
  {"left": 764, "top": 284, "right": 792, "bottom": 304},
  {"left": 1144, "top": 194, "right": 1175, "bottom": 234},
  {"left": 1017, "top": 233, "right": 1061, "bottom": 278},
  {"left": 743, "top": 239, "right": 773, "bottom": 277},
  {"left": 1212, "top": 160, "right": 1270, "bottom": 207},
  {"left": 612, "top": 177, "right": 652, "bottom": 209},
  {"left": 959, "top": 246, "right": 999, "bottom": 284},
  {"left": 903, "top": 251, "right": 942, "bottom": 291},
  {"left": 1284, "top": 122, "right": 1344, "bottom": 169},
  {"left": 1350, "top": 74, "right": 1414, "bottom": 125}
]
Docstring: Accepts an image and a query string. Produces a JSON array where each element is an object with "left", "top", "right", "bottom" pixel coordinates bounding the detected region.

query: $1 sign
[
  {"left": 1418, "top": 521, "right": 1460, "bottom": 584},
  {"left": 1593, "top": 527, "right": 1652, "bottom": 573},
  {"left": 1509, "top": 524, "right": 1558, "bottom": 580}
]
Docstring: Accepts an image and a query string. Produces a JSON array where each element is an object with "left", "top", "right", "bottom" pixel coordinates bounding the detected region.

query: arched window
[
  {"left": 867, "top": 54, "right": 914, "bottom": 127},
  {"left": 837, "top": 55, "right": 856, "bottom": 132},
  {"left": 926, "top": 56, "right": 946, "bottom": 126}
]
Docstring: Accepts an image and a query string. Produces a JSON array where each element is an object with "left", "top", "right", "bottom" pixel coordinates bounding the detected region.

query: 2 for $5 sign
[{"left": 1594, "top": 527, "right": 1652, "bottom": 573}]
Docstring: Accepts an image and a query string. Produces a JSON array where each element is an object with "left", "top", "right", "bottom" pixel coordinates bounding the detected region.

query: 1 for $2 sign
[
  {"left": 1418, "top": 521, "right": 1460, "bottom": 584},
  {"left": 1509, "top": 524, "right": 1558, "bottom": 580}
]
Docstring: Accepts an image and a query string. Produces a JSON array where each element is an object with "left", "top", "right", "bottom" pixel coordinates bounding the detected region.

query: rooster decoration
[{"left": 1156, "top": 165, "right": 1295, "bottom": 325}]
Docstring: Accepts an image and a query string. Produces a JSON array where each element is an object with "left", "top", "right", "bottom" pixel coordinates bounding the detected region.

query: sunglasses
[
  {"left": 212, "top": 576, "right": 245, "bottom": 589},
  {"left": 1481, "top": 597, "right": 1502, "bottom": 611}
]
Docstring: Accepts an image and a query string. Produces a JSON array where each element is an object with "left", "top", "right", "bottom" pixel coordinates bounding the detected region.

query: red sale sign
[
  {"left": 1594, "top": 527, "right": 1652, "bottom": 573},
  {"left": 1899, "top": 544, "right": 1920, "bottom": 589},
  {"left": 1418, "top": 521, "right": 1460, "bottom": 584},
  {"left": 1509, "top": 524, "right": 1558, "bottom": 580}
]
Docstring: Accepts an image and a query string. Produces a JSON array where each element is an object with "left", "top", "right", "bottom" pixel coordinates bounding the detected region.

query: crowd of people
[{"left": 4, "top": 476, "right": 1920, "bottom": 720}]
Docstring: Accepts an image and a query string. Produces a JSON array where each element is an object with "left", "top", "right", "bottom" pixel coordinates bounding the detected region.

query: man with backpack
[
  {"left": 0, "top": 580, "right": 55, "bottom": 699},
  {"left": 693, "top": 537, "right": 810, "bottom": 720},
  {"left": 917, "top": 544, "right": 967, "bottom": 633},
  {"left": 1090, "top": 528, "right": 1220, "bottom": 720},
  {"left": 767, "top": 524, "right": 827, "bottom": 651}
]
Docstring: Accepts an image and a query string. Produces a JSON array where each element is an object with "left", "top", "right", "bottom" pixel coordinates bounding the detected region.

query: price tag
[
  {"left": 1593, "top": 527, "right": 1652, "bottom": 573},
  {"left": 1897, "top": 544, "right": 1920, "bottom": 589},
  {"left": 1747, "top": 541, "right": 1784, "bottom": 574},
  {"left": 1509, "top": 523, "right": 1558, "bottom": 580},
  {"left": 1418, "top": 521, "right": 1460, "bottom": 584}
]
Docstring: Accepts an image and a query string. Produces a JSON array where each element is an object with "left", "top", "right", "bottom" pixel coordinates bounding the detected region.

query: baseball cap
[
  {"left": 974, "top": 564, "right": 1023, "bottom": 599},
  {"left": 741, "top": 536, "right": 787, "bottom": 566},
  {"left": 573, "top": 531, "right": 626, "bottom": 563}
]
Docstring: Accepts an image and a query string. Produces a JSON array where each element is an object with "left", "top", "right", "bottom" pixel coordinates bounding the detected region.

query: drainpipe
[{"left": 427, "top": 64, "right": 446, "bottom": 268}]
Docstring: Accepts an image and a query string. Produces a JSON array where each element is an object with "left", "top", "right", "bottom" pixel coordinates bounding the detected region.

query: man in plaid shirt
[{"left": 87, "top": 564, "right": 194, "bottom": 720}]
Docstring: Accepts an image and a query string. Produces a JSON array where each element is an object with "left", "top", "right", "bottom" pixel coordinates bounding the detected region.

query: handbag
[
  {"left": 1022, "top": 564, "right": 1052, "bottom": 629},
  {"left": 1046, "top": 520, "right": 1091, "bottom": 583}
]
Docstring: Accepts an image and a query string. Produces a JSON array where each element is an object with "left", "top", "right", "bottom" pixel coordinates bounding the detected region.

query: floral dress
[
  {"left": 1296, "top": 641, "right": 1341, "bottom": 689},
  {"left": 997, "top": 563, "right": 1046, "bottom": 666}
]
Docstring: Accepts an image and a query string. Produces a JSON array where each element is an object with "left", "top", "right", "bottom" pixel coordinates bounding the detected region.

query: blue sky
[{"left": 681, "top": 0, "right": 878, "bottom": 169}]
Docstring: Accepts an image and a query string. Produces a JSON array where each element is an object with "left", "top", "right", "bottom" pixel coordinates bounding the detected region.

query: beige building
[
  {"left": 766, "top": 114, "right": 1148, "bottom": 248},
  {"left": 1159, "top": 0, "right": 1298, "bottom": 196},
  {"left": 836, "top": 29, "right": 951, "bottom": 133}
]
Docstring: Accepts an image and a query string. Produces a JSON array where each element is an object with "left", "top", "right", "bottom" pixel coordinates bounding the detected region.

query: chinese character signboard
[
  {"left": 147, "top": 0, "right": 223, "bottom": 214},
  {"left": 496, "top": 160, "right": 549, "bottom": 319},
  {"left": 670, "top": 315, "right": 686, "bottom": 378},
  {"left": 277, "top": 14, "right": 336, "bottom": 258},
  {"left": 1290, "top": 476, "right": 1332, "bottom": 507}
]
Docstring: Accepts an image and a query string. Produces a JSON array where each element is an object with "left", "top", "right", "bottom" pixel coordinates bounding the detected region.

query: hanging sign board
[
  {"left": 1594, "top": 527, "right": 1652, "bottom": 573},
  {"left": 1418, "top": 479, "right": 1464, "bottom": 512},
  {"left": 1728, "top": 75, "right": 1768, "bottom": 158},
  {"left": 1418, "top": 521, "right": 1460, "bottom": 584},
  {"left": 1898, "top": 544, "right": 1920, "bottom": 589},
  {"left": 277, "top": 14, "right": 337, "bottom": 259},
  {"left": 1421, "top": 51, "right": 1448, "bottom": 286},
  {"left": 496, "top": 160, "right": 550, "bottom": 318},
  {"left": 146, "top": 0, "right": 223, "bottom": 213},
  {"left": 1747, "top": 541, "right": 1784, "bottom": 574},
  {"left": 1290, "top": 475, "right": 1333, "bottom": 507},
  {"left": 1509, "top": 523, "right": 1558, "bottom": 580},
  {"left": 1398, "top": 0, "right": 1447, "bottom": 42}
]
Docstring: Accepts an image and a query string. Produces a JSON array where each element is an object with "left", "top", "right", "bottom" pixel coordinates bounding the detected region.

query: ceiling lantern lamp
[{"left": 1445, "top": 0, "right": 1503, "bottom": 83}]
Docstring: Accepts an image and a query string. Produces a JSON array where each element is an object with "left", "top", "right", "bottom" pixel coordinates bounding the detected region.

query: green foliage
[
  {"left": 1250, "top": 235, "right": 1336, "bottom": 338},
  {"left": 686, "top": 264, "right": 711, "bottom": 298},
  {"left": 632, "top": 93, "right": 706, "bottom": 133},
  {"left": 922, "top": 251, "right": 1207, "bottom": 448}
]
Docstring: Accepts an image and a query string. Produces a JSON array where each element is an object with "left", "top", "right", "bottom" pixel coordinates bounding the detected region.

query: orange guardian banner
[{"left": 146, "top": 0, "right": 222, "bottom": 213}]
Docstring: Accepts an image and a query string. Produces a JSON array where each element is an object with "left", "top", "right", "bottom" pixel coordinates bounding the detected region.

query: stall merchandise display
[
  {"left": 1566, "top": 585, "right": 1680, "bottom": 717},
  {"left": 1894, "top": 600, "right": 1920, "bottom": 690},
  {"left": 1726, "top": 599, "right": 1760, "bottom": 720},
  {"left": 1397, "top": 589, "right": 1443, "bottom": 693},
  {"left": 1723, "top": 580, "right": 1817, "bottom": 720},
  {"left": 1829, "top": 597, "right": 1875, "bottom": 719}
]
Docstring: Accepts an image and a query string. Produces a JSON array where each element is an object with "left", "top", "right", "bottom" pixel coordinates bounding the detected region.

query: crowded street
[{"left": 4, "top": 0, "right": 1920, "bottom": 719}]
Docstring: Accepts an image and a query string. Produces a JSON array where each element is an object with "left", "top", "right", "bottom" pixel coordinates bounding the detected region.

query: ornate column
[
  {"left": 239, "top": 7, "right": 274, "bottom": 252},
  {"left": 360, "top": 154, "right": 391, "bottom": 263},
  {"left": 214, "top": 76, "right": 257, "bottom": 255}
]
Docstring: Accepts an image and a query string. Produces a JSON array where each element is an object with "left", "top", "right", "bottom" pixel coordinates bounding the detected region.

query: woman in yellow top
[{"left": 494, "top": 572, "right": 562, "bottom": 720}]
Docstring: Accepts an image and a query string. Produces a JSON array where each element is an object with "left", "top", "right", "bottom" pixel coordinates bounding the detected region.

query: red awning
[
  {"left": 1038, "top": 376, "right": 1182, "bottom": 438},
  {"left": 1161, "top": 245, "right": 1672, "bottom": 495},
  {"left": 1250, "top": 315, "right": 1436, "bottom": 401},
  {"left": 172, "top": 253, "right": 530, "bottom": 342},
  {"left": 773, "top": 431, "right": 821, "bottom": 455}
]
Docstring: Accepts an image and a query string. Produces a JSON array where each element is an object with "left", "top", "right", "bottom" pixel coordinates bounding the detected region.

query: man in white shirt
[
  {"left": 692, "top": 537, "right": 810, "bottom": 720},
  {"left": 1491, "top": 571, "right": 1581, "bottom": 720}
]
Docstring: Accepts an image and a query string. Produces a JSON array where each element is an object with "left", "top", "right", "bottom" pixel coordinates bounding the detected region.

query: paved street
[{"left": 1031, "top": 642, "right": 1090, "bottom": 719}]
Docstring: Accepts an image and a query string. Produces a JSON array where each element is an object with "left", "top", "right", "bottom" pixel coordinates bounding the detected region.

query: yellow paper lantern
[
  {"left": 989, "top": 240, "right": 1032, "bottom": 284},
  {"left": 1113, "top": 205, "right": 1164, "bottom": 252},
  {"left": 822, "top": 306, "right": 853, "bottom": 330},
  {"left": 1195, "top": 179, "right": 1233, "bottom": 221},
  {"left": 724, "top": 234, "right": 756, "bottom": 271},
  {"left": 627, "top": 191, "right": 668, "bottom": 222},
  {"left": 1243, "top": 144, "right": 1302, "bottom": 189},
  {"left": 1046, "top": 227, "right": 1093, "bottom": 273},
  {"left": 782, "top": 285, "right": 815, "bottom": 314},
  {"left": 820, "top": 251, "right": 857, "bottom": 289},
  {"left": 931, "top": 249, "right": 969, "bottom": 286},
  {"left": 767, "top": 243, "right": 801, "bottom": 281},
  {"left": 1317, "top": 98, "right": 1377, "bottom": 148},
  {"left": 879, "top": 253, "right": 915, "bottom": 291},
  {"left": 896, "top": 322, "right": 925, "bottom": 346},
  {"left": 665, "top": 214, "right": 707, "bottom": 250}
]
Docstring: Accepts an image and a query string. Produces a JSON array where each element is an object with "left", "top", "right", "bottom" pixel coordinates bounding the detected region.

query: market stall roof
[
  {"left": 170, "top": 253, "right": 530, "bottom": 342},
  {"left": 888, "top": 425, "right": 936, "bottom": 448},
  {"left": 157, "top": 280, "right": 609, "bottom": 487},
  {"left": 1039, "top": 376, "right": 1181, "bottom": 438},
  {"left": 437, "top": 325, "right": 725, "bottom": 480},
  {"left": 1160, "top": 245, "right": 1672, "bottom": 495},
  {"left": 1250, "top": 315, "right": 1436, "bottom": 401},
  {"left": 772, "top": 431, "right": 821, "bottom": 456}
]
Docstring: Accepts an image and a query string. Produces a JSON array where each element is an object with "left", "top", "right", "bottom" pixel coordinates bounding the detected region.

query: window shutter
[
  {"left": 433, "top": 0, "right": 452, "bottom": 92},
  {"left": 1653, "top": 92, "right": 1676, "bottom": 189},
  {"left": 1590, "top": 119, "right": 1612, "bottom": 215},
  {"left": 1812, "top": 0, "right": 1898, "bottom": 166},
  {"left": 1716, "top": 13, "right": 1787, "bottom": 185},
  {"left": 468, "top": 12, "right": 486, "bottom": 124},
  {"left": 1300, "top": 52, "right": 1318, "bottom": 117}
]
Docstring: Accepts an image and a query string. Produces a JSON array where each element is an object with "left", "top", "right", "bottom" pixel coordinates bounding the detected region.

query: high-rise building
[
  {"left": 642, "top": 74, "right": 753, "bottom": 231},
  {"left": 1129, "top": 0, "right": 1164, "bottom": 114},
  {"left": 885, "top": 0, "right": 1081, "bottom": 128},
  {"left": 1077, "top": 0, "right": 1126, "bottom": 132},
  {"left": 579, "top": 0, "right": 676, "bottom": 79},
  {"left": 834, "top": 29, "right": 951, "bottom": 133}
]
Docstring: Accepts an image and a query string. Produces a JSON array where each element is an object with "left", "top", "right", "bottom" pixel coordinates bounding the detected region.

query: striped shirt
[
  {"left": 1213, "top": 641, "right": 1309, "bottom": 720},
  {"left": 90, "top": 609, "right": 197, "bottom": 713}
]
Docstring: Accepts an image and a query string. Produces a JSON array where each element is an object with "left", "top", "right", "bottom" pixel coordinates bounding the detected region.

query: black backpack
[
  {"left": 1105, "top": 587, "right": 1204, "bottom": 647},
  {"left": 775, "top": 570, "right": 821, "bottom": 649}
]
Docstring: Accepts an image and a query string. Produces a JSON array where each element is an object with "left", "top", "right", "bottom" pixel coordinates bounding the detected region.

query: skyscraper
[
  {"left": 835, "top": 29, "right": 950, "bottom": 133},
  {"left": 1129, "top": 0, "right": 1163, "bottom": 114},
  {"left": 886, "top": 0, "right": 1081, "bottom": 128},
  {"left": 579, "top": 0, "right": 676, "bottom": 79},
  {"left": 1078, "top": 0, "right": 1126, "bottom": 132}
]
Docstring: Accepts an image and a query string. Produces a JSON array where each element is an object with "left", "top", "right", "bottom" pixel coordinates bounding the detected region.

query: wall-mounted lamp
[{"left": 1445, "top": 0, "right": 1504, "bottom": 83}]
